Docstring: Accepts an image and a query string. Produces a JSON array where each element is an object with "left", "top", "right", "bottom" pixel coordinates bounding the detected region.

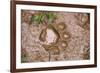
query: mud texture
[{"left": 21, "top": 10, "right": 90, "bottom": 63}]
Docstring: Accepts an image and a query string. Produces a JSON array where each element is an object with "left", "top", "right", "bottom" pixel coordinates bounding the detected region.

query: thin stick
[{"left": 48, "top": 52, "right": 51, "bottom": 61}]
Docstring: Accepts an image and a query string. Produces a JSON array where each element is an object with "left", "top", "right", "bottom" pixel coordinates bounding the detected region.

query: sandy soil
[{"left": 21, "top": 10, "right": 90, "bottom": 63}]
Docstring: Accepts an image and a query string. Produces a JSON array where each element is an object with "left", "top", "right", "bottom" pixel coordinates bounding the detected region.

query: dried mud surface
[{"left": 21, "top": 10, "right": 90, "bottom": 63}]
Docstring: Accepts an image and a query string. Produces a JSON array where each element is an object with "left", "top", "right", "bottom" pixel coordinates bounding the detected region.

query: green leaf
[{"left": 31, "top": 12, "right": 57, "bottom": 25}]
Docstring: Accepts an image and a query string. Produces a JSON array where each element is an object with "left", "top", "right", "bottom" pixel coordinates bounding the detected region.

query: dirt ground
[{"left": 21, "top": 10, "right": 90, "bottom": 63}]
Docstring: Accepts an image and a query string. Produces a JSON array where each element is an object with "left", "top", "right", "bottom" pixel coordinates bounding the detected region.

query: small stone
[
  {"left": 57, "top": 22, "right": 66, "bottom": 30},
  {"left": 62, "top": 43, "right": 67, "bottom": 47},
  {"left": 62, "top": 32, "right": 70, "bottom": 40},
  {"left": 64, "top": 33, "right": 69, "bottom": 38},
  {"left": 39, "top": 25, "right": 60, "bottom": 45},
  {"left": 61, "top": 41, "right": 68, "bottom": 48}
]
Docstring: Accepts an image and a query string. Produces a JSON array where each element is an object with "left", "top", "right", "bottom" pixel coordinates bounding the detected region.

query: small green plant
[{"left": 31, "top": 12, "right": 56, "bottom": 25}]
